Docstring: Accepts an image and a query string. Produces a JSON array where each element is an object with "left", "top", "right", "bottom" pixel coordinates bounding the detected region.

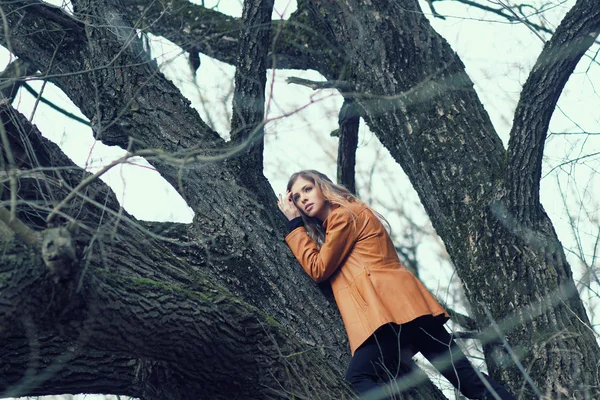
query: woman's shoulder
[
  {"left": 328, "top": 201, "right": 368, "bottom": 220},
  {"left": 346, "top": 201, "right": 368, "bottom": 214}
]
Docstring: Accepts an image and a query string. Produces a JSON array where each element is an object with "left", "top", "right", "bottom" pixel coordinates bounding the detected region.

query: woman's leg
[
  {"left": 411, "top": 316, "right": 516, "bottom": 400},
  {"left": 345, "top": 324, "right": 414, "bottom": 398}
]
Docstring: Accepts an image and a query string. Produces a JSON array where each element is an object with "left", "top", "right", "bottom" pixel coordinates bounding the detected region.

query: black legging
[{"left": 345, "top": 315, "right": 517, "bottom": 399}]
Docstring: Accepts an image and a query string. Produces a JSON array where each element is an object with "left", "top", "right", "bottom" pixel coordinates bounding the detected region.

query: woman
[{"left": 277, "top": 170, "right": 516, "bottom": 400}]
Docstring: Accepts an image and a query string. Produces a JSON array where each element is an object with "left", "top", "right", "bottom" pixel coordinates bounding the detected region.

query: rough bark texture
[
  {"left": 336, "top": 99, "right": 359, "bottom": 194},
  {"left": 1, "top": 0, "right": 598, "bottom": 399},
  {"left": 119, "top": 0, "right": 339, "bottom": 73}
]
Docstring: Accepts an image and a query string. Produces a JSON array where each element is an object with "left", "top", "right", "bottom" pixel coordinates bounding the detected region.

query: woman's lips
[{"left": 305, "top": 204, "right": 313, "bottom": 211}]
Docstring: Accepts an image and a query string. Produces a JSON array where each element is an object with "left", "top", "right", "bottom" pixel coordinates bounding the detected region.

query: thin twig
[
  {"left": 286, "top": 77, "right": 355, "bottom": 92},
  {"left": 29, "top": 33, "right": 66, "bottom": 123},
  {"left": 21, "top": 83, "right": 90, "bottom": 126},
  {"left": 47, "top": 152, "right": 138, "bottom": 223},
  {"left": 0, "top": 204, "right": 41, "bottom": 246}
]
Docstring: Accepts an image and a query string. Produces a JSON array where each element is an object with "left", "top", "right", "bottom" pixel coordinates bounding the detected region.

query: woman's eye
[{"left": 306, "top": 187, "right": 312, "bottom": 192}]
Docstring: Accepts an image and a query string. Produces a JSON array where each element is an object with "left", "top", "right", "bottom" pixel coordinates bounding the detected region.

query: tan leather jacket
[{"left": 285, "top": 201, "right": 449, "bottom": 354}]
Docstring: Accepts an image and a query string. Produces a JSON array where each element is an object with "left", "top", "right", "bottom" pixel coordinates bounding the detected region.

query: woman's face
[{"left": 290, "top": 177, "right": 330, "bottom": 221}]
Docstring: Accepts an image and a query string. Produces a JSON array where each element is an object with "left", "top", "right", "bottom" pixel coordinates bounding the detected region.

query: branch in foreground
[{"left": 0, "top": 205, "right": 41, "bottom": 246}]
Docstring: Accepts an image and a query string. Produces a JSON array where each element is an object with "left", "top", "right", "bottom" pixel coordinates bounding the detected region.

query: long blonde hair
[{"left": 287, "top": 170, "right": 389, "bottom": 247}]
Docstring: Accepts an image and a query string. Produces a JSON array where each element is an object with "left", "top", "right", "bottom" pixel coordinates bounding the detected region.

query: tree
[{"left": 0, "top": 0, "right": 598, "bottom": 399}]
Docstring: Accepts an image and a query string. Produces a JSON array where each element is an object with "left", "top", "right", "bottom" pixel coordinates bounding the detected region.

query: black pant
[{"left": 345, "top": 316, "right": 517, "bottom": 399}]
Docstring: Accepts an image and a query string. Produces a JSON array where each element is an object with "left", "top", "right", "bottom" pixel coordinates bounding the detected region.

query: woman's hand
[{"left": 277, "top": 190, "right": 302, "bottom": 221}]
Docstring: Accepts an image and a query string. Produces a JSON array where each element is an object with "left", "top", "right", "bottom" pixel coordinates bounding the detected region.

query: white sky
[{"left": 4, "top": 0, "right": 599, "bottom": 399}]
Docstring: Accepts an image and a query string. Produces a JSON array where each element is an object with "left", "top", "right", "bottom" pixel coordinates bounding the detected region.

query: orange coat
[{"left": 285, "top": 201, "right": 449, "bottom": 355}]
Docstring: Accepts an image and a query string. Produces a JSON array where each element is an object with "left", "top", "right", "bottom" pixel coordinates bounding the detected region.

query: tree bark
[
  {"left": 307, "top": 0, "right": 600, "bottom": 397},
  {"left": 229, "top": 0, "right": 274, "bottom": 175},
  {"left": 0, "top": 2, "right": 447, "bottom": 398},
  {"left": 119, "top": 0, "right": 340, "bottom": 73},
  {"left": 336, "top": 99, "right": 359, "bottom": 194}
]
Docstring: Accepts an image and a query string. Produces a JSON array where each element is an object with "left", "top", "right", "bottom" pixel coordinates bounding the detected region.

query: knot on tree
[{"left": 42, "top": 226, "right": 77, "bottom": 281}]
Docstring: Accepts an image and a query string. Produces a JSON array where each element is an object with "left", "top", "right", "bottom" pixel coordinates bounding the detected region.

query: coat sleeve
[{"left": 285, "top": 208, "right": 358, "bottom": 283}]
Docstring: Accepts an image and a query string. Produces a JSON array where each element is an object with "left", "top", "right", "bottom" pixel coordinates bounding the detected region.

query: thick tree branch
[
  {"left": 119, "top": 0, "right": 338, "bottom": 73},
  {"left": 0, "top": 1, "right": 233, "bottom": 208},
  {"left": 506, "top": 0, "right": 600, "bottom": 223},
  {"left": 0, "top": 232, "right": 355, "bottom": 399},
  {"left": 0, "top": 330, "right": 144, "bottom": 398},
  {"left": 336, "top": 98, "right": 359, "bottom": 194},
  {"left": 229, "top": 0, "right": 274, "bottom": 174}
]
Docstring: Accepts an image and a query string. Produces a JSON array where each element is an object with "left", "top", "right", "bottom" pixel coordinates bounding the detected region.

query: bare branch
[
  {"left": 0, "top": 59, "right": 36, "bottom": 103},
  {"left": 21, "top": 83, "right": 90, "bottom": 126},
  {"left": 506, "top": 0, "right": 600, "bottom": 223},
  {"left": 119, "top": 0, "right": 338, "bottom": 72}
]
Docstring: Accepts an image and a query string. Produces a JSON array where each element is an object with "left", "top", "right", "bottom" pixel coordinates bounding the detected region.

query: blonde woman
[{"left": 277, "top": 170, "right": 516, "bottom": 400}]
